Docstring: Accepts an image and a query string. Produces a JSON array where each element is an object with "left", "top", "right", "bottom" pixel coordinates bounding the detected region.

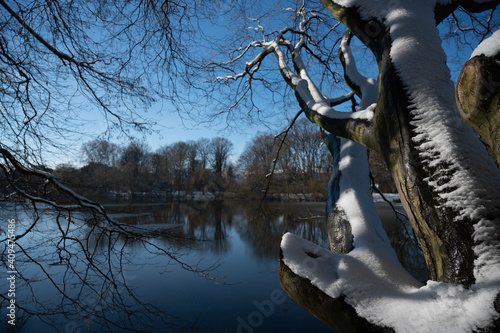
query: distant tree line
[
  {"left": 1, "top": 119, "right": 394, "bottom": 201},
  {"left": 51, "top": 137, "right": 234, "bottom": 199}
]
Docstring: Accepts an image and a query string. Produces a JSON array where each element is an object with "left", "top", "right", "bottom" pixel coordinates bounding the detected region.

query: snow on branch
[
  {"left": 213, "top": 6, "right": 377, "bottom": 149},
  {"left": 471, "top": 29, "right": 500, "bottom": 58},
  {"left": 215, "top": 46, "right": 272, "bottom": 81},
  {"left": 326, "top": 91, "right": 356, "bottom": 107},
  {"left": 339, "top": 31, "right": 378, "bottom": 109},
  {"left": 281, "top": 228, "right": 500, "bottom": 333}
]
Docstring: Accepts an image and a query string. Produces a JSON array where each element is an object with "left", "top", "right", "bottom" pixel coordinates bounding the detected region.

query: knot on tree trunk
[{"left": 327, "top": 207, "right": 354, "bottom": 254}]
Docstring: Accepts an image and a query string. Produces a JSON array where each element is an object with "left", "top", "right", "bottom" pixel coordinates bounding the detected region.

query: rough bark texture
[
  {"left": 373, "top": 39, "right": 476, "bottom": 286},
  {"left": 327, "top": 208, "right": 354, "bottom": 254},
  {"left": 314, "top": 1, "right": 482, "bottom": 286},
  {"left": 279, "top": 250, "right": 394, "bottom": 333},
  {"left": 456, "top": 54, "right": 500, "bottom": 167},
  {"left": 278, "top": 1, "right": 500, "bottom": 331}
]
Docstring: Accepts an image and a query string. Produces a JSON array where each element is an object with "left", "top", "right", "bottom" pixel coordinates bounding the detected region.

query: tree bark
[
  {"left": 274, "top": 1, "right": 500, "bottom": 331},
  {"left": 456, "top": 53, "right": 500, "bottom": 167},
  {"left": 369, "top": 40, "right": 476, "bottom": 285},
  {"left": 312, "top": 1, "right": 500, "bottom": 286},
  {"left": 279, "top": 250, "right": 394, "bottom": 333},
  {"left": 322, "top": 132, "right": 355, "bottom": 254}
]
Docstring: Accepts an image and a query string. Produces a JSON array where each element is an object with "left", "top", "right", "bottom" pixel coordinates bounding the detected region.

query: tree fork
[{"left": 315, "top": 2, "right": 488, "bottom": 286}]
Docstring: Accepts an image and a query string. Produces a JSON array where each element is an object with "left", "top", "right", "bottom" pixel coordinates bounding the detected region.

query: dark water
[{"left": 0, "top": 199, "right": 426, "bottom": 332}]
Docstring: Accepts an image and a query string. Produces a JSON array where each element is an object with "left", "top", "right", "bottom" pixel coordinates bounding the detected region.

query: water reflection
[
  {"left": 0, "top": 199, "right": 426, "bottom": 332},
  {"left": 376, "top": 204, "right": 429, "bottom": 282},
  {"left": 104, "top": 200, "right": 330, "bottom": 259}
]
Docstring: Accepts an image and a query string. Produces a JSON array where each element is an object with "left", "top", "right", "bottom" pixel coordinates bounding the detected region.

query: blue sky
[
  {"left": 51, "top": 98, "right": 263, "bottom": 167},
  {"left": 47, "top": 7, "right": 489, "bottom": 168}
]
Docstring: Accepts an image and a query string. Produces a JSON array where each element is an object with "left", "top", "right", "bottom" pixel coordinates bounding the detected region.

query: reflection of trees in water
[
  {"left": 1, "top": 198, "right": 429, "bottom": 331},
  {"left": 183, "top": 201, "right": 231, "bottom": 255},
  {"left": 231, "top": 202, "right": 330, "bottom": 261},
  {"left": 106, "top": 200, "right": 232, "bottom": 254},
  {"left": 378, "top": 205, "right": 430, "bottom": 282},
  {"left": 105, "top": 200, "right": 330, "bottom": 262},
  {"left": 0, "top": 202, "right": 220, "bottom": 332}
]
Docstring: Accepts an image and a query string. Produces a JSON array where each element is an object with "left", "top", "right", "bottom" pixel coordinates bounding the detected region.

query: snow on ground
[
  {"left": 471, "top": 29, "right": 500, "bottom": 58},
  {"left": 372, "top": 192, "right": 400, "bottom": 203}
]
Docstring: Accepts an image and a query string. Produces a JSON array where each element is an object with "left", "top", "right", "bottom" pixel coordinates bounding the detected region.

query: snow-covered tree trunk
[
  {"left": 280, "top": 1, "right": 500, "bottom": 329},
  {"left": 313, "top": 0, "right": 500, "bottom": 287},
  {"left": 217, "top": 0, "right": 500, "bottom": 329}
]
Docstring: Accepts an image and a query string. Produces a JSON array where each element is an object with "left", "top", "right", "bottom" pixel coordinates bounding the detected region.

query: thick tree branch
[
  {"left": 338, "top": 31, "right": 379, "bottom": 109},
  {"left": 214, "top": 11, "right": 377, "bottom": 148},
  {"left": 326, "top": 91, "right": 356, "bottom": 107},
  {"left": 456, "top": 33, "right": 500, "bottom": 166}
]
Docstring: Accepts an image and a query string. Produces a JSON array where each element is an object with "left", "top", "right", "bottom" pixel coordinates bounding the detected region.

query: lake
[{"left": 0, "top": 199, "right": 426, "bottom": 332}]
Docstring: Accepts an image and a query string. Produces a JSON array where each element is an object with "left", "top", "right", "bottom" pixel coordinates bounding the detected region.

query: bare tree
[
  {"left": 196, "top": 138, "right": 211, "bottom": 170},
  {"left": 286, "top": 118, "right": 330, "bottom": 182},
  {"left": 118, "top": 141, "right": 150, "bottom": 194},
  {"left": 82, "top": 139, "right": 120, "bottom": 167},
  {"left": 239, "top": 132, "right": 279, "bottom": 194},
  {"left": 208, "top": 137, "right": 233, "bottom": 175},
  {"left": 166, "top": 141, "right": 192, "bottom": 193},
  {"left": 0, "top": 1, "right": 227, "bottom": 330}
]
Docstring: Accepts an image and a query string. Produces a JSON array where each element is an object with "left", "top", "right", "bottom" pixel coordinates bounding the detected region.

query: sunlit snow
[{"left": 281, "top": 1, "right": 500, "bottom": 332}]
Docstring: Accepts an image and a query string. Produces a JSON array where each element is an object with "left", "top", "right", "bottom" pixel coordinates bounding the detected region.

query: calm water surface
[{"left": 0, "top": 199, "right": 425, "bottom": 332}]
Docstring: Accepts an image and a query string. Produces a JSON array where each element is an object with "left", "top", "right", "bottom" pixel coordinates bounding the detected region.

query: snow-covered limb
[
  {"left": 321, "top": 0, "right": 500, "bottom": 23},
  {"left": 381, "top": 0, "right": 500, "bottom": 287},
  {"left": 214, "top": 7, "right": 377, "bottom": 147},
  {"left": 283, "top": 86, "right": 500, "bottom": 333},
  {"left": 282, "top": 131, "right": 500, "bottom": 331},
  {"left": 319, "top": 28, "right": 380, "bottom": 252},
  {"left": 281, "top": 231, "right": 500, "bottom": 333},
  {"left": 279, "top": 0, "right": 500, "bottom": 331},
  {"left": 470, "top": 29, "right": 500, "bottom": 58},
  {"left": 284, "top": 125, "right": 499, "bottom": 333},
  {"left": 215, "top": 46, "right": 271, "bottom": 81},
  {"left": 212, "top": 40, "right": 264, "bottom": 70},
  {"left": 318, "top": 0, "right": 500, "bottom": 285},
  {"left": 339, "top": 31, "right": 378, "bottom": 109},
  {"left": 326, "top": 91, "right": 355, "bottom": 107},
  {"left": 285, "top": 28, "right": 377, "bottom": 147}
]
